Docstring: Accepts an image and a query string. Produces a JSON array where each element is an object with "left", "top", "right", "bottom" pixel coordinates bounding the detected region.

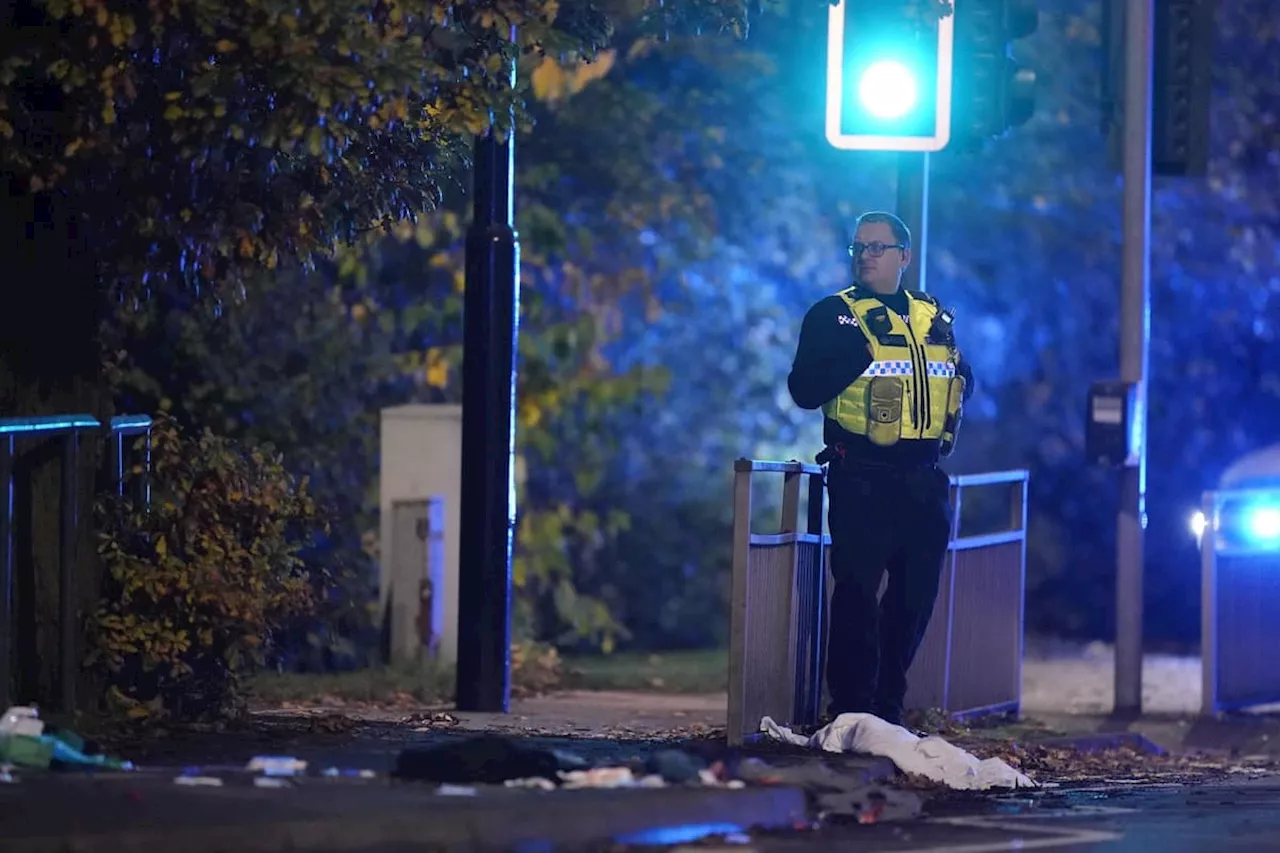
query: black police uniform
[{"left": 787, "top": 285, "right": 974, "bottom": 725}]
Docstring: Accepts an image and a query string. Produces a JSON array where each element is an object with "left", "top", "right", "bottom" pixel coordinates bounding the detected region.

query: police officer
[{"left": 787, "top": 211, "right": 974, "bottom": 726}]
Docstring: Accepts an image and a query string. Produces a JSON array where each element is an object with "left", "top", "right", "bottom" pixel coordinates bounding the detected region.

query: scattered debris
[
  {"left": 2, "top": 706, "right": 43, "bottom": 737},
  {"left": 645, "top": 748, "right": 706, "bottom": 784},
  {"left": 391, "top": 734, "right": 812, "bottom": 794},
  {"left": 957, "top": 739, "right": 1280, "bottom": 786},
  {"left": 762, "top": 713, "right": 1034, "bottom": 790},
  {"left": 394, "top": 734, "right": 563, "bottom": 784},
  {"left": 247, "top": 755, "right": 308, "bottom": 776},
  {"left": 320, "top": 766, "right": 378, "bottom": 779},
  {"left": 816, "top": 784, "right": 923, "bottom": 823},
  {"left": 505, "top": 776, "right": 557, "bottom": 790},
  {"left": 560, "top": 766, "right": 641, "bottom": 789},
  {"left": 253, "top": 776, "right": 292, "bottom": 789},
  {"left": 174, "top": 775, "right": 224, "bottom": 787},
  {"left": 0, "top": 706, "right": 135, "bottom": 772},
  {"left": 402, "top": 711, "right": 459, "bottom": 731},
  {"left": 436, "top": 783, "right": 477, "bottom": 796}
]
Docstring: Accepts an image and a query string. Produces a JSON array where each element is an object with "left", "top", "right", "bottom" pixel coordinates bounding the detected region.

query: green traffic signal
[
  {"left": 857, "top": 59, "right": 918, "bottom": 120},
  {"left": 825, "top": 0, "right": 953, "bottom": 152}
]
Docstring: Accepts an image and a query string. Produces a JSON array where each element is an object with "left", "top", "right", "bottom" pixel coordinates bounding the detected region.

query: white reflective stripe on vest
[
  {"left": 863, "top": 360, "right": 913, "bottom": 376},
  {"left": 926, "top": 361, "right": 956, "bottom": 378}
]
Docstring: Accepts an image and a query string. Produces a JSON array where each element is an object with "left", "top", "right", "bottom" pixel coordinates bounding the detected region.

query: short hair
[{"left": 854, "top": 211, "right": 911, "bottom": 249}]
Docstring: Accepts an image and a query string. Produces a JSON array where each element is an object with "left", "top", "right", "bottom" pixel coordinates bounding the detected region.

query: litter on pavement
[
  {"left": 174, "top": 775, "right": 224, "bottom": 787},
  {"left": 760, "top": 712, "right": 1035, "bottom": 790},
  {"left": 247, "top": 755, "right": 308, "bottom": 777},
  {"left": 0, "top": 705, "right": 135, "bottom": 773},
  {"left": 396, "top": 736, "right": 750, "bottom": 792}
]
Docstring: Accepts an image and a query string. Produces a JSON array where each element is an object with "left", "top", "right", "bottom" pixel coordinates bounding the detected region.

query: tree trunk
[{"left": 1, "top": 189, "right": 110, "bottom": 712}]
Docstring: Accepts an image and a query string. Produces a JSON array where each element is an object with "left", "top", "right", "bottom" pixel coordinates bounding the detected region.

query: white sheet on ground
[{"left": 760, "top": 713, "right": 1035, "bottom": 791}]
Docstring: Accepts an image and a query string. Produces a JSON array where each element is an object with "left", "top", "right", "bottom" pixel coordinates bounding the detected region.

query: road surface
[{"left": 677, "top": 778, "right": 1280, "bottom": 852}]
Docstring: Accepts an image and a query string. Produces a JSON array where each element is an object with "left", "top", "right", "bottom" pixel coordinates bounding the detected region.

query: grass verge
[
  {"left": 247, "top": 647, "right": 730, "bottom": 708},
  {"left": 563, "top": 649, "right": 728, "bottom": 694},
  {"left": 247, "top": 662, "right": 455, "bottom": 708}
]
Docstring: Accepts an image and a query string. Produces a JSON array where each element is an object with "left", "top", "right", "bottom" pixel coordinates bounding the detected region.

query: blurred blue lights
[
  {"left": 1194, "top": 492, "right": 1280, "bottom": 554},
  {"left": 1247, "top": 504, "right": 1280, "bottom": 544}
]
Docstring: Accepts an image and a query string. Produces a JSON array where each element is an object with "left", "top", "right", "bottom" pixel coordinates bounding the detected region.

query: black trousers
[{"left": 824, "top": 458, "right": 952, "bottom": 723}]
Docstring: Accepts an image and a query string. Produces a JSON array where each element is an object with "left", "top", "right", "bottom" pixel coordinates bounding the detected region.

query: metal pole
[
  {"left": 1114, "top": 0, "right": 1152, "bottom": 716},
  {"left": 456, "top": 44, "right": 519, "bottom": 713},
  {"left": 113, "top": 430, "right": 122, "bottom": 497},
  {"left": 0, "top": 436, "right": 13, "bottom": 710},
  {"left": 895, "top": 151, "right": 930, "bottom": 292},
  {"left": 59, "top": 432, "right": 79, "bottom": 712},
  {"left": 806, "top": 471, "right": 826, "bottom": 727},
  {"left": 143, "top": 427, "right": 152, "bottom": 509}
]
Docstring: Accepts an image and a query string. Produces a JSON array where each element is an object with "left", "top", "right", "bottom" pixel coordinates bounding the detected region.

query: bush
[{"left": 87, "top": 414, "right": 326, "bottom": 722}]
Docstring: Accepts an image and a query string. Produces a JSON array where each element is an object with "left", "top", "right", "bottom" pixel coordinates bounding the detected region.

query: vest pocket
[{"left": 865, "top": 376, "right": 903, "bottom": 446}]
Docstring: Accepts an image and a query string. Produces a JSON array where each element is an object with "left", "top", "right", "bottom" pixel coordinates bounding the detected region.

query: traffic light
[
  {"left": 825, "top": 0, "right": 955, "bottom": 152},
  {"left": 1102, "top": 0, "right": 1214, "bottom": 176},
  {"left": 951, "top": 0, "right": 1038, "bottom": 143},
  {"left": 1152, "top": 0, "right": 1214, "bottom": 175}
]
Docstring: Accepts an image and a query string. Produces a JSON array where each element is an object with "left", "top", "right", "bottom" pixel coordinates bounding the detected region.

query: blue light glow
[
  {"left": 0, "top": 416, "right": 100, "bottom": 435},
  {"left": 824, "top": 0, "right": 953, "bottom": 151},
  {"left": 615, "top": 822, "right": 744, "bottom": 846},
  {"left": 1245, "top": 505, "right": 1280, "bottom": 545},
  {"left": 858, "top": 60, "right": 917, "bottom": 119},
  {"left": 1209, "top": 492, "right": 1280, "bottom": 555}
]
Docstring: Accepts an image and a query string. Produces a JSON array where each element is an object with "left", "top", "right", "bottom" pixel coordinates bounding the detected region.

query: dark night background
[{"left": 3, "top": 0, "right": 1277, "bottom": 705}]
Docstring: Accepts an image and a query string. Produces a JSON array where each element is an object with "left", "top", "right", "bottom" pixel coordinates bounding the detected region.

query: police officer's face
[{"left": 851, "top": 222, "right": 910, "bottom": 292}]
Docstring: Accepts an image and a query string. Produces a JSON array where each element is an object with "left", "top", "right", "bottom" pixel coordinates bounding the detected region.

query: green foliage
[
  {"left": 0, "top": 0, "right": 813, "bottom": 300},
  {"left": 91, "top": 0, "right": 1280, "bottom": 659},
  {"left": 88, "top": 413, "right": 325, "bottom": 720},
  {"left": 106, "top": 9, "right": 834, "bottom": 656}
]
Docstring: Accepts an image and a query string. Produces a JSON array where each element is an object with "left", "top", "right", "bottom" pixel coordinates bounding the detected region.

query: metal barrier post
[
  {"left": 803, "top": 470, "right": 827, "bottom": 726},
  {"left": 928, "top": 470, "right": 1029, "bottom": 718},
  {"left": 1200, "top": 490, "right": 1218, "bottom": 716},
  {"left": 941, "top": 480, "right": 963, "bottom": 711},
  {"left": 779, "top": 468, "right": 804, "bottom": 726},
  {"left": 59, "top": 431, "right": 79, "bottom": 712},
  {"left": 1013, "top": 474, "right": 1029, "bottom": 701},
  {"left": 728, "top": 459, "right": 1029, "bottom": 743},
  {"left": 108, "top": 415, "right": 154, "bottom": 508},
  {"left": 0, "top": 434, "right": 13, "bottom": 711},
  {"left": 726, "top": 464, "right": 754, "bottom": 744},
  {"left": 1199, "top": 486, "right": 1280, "bottom": 715},
  {"left": 114, "top": 426, "right": 125, "bottom": 497},
  {"left": 0, "top": 413, "right": 151, "bottom": 710}
]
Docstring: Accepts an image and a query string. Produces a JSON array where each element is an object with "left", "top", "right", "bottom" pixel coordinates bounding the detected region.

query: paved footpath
[
  {"left": 663, "top": 779, "right": 1280, "bottom": 852},
  {"left": 11, "top": 647, "right": 1280, "bottom": 852},
  {"left": 2, "top": 691, "right": 889, "bottom": 853},
  {"left": 1021, "top": 641, "right": 1202, "bottom": 716},
  {"left": 2, "top": 769, "right": 811, "bottom": 853}
]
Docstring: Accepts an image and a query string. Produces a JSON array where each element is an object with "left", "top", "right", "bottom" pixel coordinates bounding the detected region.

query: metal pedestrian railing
[
  {"left": 1200, "top": 486, "right": 1280, "bottom": 715},
  {"left": 727, "top": 458, "right": 1029, "bottom": 745},
  {"left": 0, "top": 414, "right": 153, "bottom": 711}
]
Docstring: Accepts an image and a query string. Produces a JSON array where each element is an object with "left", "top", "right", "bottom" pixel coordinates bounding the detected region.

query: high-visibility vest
[{"left": 820, "top": 287, "right": 965, "bottom": 454}]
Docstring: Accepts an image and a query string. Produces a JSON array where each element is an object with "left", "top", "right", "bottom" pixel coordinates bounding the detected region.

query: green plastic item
[
  {"left": 49, "top": 726, "right": 86, "bottom": 754},
  {"left": 0, "top": 732, "right": 133, "bottom": 771},
  {"left": 0, "top": 734, "right": 55, "bottom": 769}
]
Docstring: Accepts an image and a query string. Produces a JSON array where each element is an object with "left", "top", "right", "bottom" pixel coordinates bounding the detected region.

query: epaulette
[{"left": 905, "top": 288, "right": 938, "bottom": 306}]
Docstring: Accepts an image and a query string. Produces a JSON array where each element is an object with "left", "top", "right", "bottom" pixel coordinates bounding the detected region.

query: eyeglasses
[{"left": 849, "top": 241, "right": 906, "bottom": 258}]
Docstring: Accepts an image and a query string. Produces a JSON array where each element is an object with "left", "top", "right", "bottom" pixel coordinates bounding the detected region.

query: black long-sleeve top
[{"left": 787, "top": 288, "right": 975, "bottom": 468}]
